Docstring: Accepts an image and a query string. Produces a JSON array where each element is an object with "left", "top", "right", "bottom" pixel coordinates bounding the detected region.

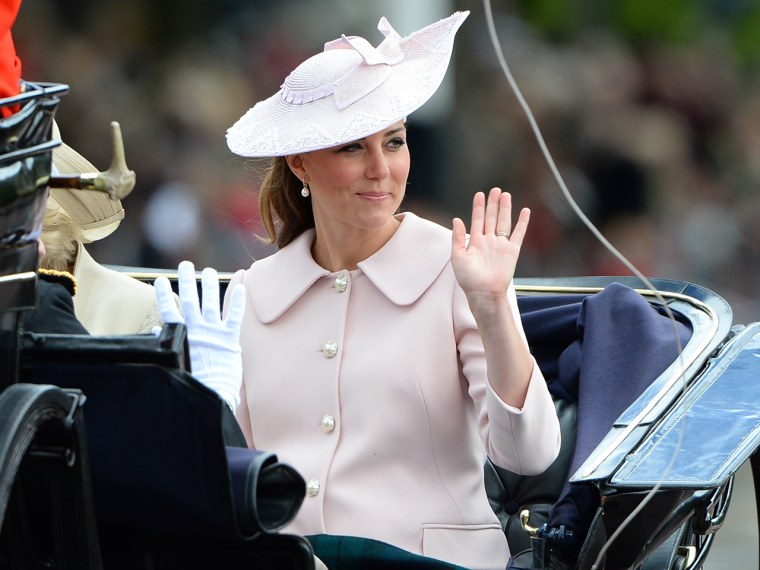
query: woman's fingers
[
  {"left": 469, "top": 191, "right": 486, "bottom": 238},
  {"left": 471, "top": 188, "right": 520, "bottom": 239},
  {"left": 495, "top": 191, "right": 513, "bottom": 238},
  {"left": 459, "top": 189, "right": 527, "bottom": 248},
  {"left": 509, "top": 207, "right": 531, "bottom": 247},
  {"left": 483, "top": 187, "right": 503, "bottom": 236},
  {"left": 451, "top": 216, "right": 467, "bottom": 253}
]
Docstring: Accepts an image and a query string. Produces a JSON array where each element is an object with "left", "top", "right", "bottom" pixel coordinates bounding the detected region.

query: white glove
[{"left": 154, "top": 261, "right": 246, "bottom": 411}]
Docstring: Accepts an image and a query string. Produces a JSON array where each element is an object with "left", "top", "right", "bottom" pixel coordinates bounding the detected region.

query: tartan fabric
[{"left": 307, "top": 535, "right": 470, "bottom": 570}]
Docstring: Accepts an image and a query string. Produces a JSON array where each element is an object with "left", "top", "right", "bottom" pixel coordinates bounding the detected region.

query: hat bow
[{"left": 281, "top": 17, "right": 404, "bottom": 109}]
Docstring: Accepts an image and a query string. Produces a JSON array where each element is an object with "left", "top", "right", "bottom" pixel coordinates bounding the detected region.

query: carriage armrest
[
  {"left": 591, "top": 322, "right": 760, "bottom": 490},
  {"left": 23, "top": 322, "right": 190, "bottom": 370},
  {"left": 0, "top": 384, "right": 101, "bottom": 568},
  {"left": 227, "top": 447, "right": 306, "bottom": 535},
  {"left": 20, "top": 330, "right": 306, "bottom": 541}
]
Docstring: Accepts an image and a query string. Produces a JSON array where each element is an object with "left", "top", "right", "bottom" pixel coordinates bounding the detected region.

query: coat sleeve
[
  {"left": 456, "top": 281, "right": 560, "bottom": 476},
  {"left": 25, "top": 279, "right": 90, "bottom": 335},
  {"left": 223, "top": 268, "right": 255, "bottom": 448}
]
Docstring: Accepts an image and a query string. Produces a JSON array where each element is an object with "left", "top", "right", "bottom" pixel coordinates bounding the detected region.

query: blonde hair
[
  {"left": 40, "top": 198, "right": 86, "bottom": 272},
  {"left": 258, "top": 157, "right": 315, "bottom": 249}
]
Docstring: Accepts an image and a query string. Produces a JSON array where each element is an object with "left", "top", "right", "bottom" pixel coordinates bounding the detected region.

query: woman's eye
[
  {"left": 387, "top": 137, "right": 406, "bottom": 149},
  {"left": 339, "top": 143, "right": 361, "bottom": 153}
]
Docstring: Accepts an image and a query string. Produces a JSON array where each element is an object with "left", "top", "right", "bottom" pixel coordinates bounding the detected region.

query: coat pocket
[{"left": 422, "top": 522, "right": 508, "bottom": 570}]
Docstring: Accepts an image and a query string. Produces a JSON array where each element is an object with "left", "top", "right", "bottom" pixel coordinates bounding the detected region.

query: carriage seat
[
  {"left": 490, "top": 281, "right": 695, "bottom": 569},
  {"left": 20, "top": 324, "right": 314, "bottom": 569}
]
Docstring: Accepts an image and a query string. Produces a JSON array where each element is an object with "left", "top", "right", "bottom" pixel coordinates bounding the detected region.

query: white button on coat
[
  {"left": 334, "top": 274, "right": 348, "bottom": 292},
  {"left": 306, "top": 479, "right": 321, "bottom": 497},
  {"left": 321, "top": 414, "right": 336, "bottom": 433},
  {"left": 322, "top": 340, "right": 338, "bottom": 358}
]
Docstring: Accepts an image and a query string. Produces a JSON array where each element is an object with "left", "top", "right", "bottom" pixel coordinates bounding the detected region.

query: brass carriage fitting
[{"left": 520, "top": 509, "right": 540, "bottom": 536}]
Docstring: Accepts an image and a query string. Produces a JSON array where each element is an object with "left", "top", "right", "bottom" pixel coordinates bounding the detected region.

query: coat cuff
[{"left": 485, "top": 358, "right": 561, "bottom": 475}]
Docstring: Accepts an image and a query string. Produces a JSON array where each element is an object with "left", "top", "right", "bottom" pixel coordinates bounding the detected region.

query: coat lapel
[{"left": 248, "top": 213, "right": 452, "bottom": 322}]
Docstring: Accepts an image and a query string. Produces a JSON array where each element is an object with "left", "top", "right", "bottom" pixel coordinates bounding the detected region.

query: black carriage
[{"left": 0, "top": 83, "right": 758, "bottom": 570}]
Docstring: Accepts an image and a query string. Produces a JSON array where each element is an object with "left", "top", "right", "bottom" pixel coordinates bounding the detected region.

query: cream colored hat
[
  {"left": 226, "top": 11, "right": 469, "bottom": 157},
  {"left": 49, "top": 121, "right": 125, "bottom": 242}
]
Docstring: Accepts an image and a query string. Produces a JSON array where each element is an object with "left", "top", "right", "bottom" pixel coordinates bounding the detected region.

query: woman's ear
[{"left": 285, "top": 154, "right": 306, "bottom": 181}]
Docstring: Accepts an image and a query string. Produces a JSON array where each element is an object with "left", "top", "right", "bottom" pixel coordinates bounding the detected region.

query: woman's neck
[{"left": 311, "top": 216, "right": 401, "bottom": 272}]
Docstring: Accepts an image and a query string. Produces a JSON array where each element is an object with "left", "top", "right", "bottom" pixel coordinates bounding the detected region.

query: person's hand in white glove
[{"left": 153, "top": 261, "right": 246, "bottom": 411}]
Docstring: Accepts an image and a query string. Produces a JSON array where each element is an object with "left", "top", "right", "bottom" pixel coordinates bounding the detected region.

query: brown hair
[{"left": 258, "top": 157, "right": 315, "bottom": 249}]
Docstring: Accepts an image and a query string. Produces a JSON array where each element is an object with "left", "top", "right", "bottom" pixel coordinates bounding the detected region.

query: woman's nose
[{"left": 364, "top": 149, "right": 390, "bottom": 180}]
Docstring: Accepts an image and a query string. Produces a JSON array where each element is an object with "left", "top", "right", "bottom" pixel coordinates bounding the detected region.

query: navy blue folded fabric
[
  {"left": 518, "top": 283, "right": 693, "bottom": 549},
  {"left": 226, "top": 446, "right": 305, "bottom": 535}
]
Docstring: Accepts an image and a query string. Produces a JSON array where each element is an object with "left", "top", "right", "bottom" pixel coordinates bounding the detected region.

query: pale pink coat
[{"left": 226, "top": 212, "right": 560, "bottom": 570}]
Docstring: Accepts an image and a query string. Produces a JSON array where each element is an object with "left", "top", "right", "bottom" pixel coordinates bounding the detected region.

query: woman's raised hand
[{"left": 451, "top": 188, "right": 530, "bottom": 302}]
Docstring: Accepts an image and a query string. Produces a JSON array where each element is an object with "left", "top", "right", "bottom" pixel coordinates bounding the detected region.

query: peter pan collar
[{"left": 249, "top": 212, "right": 452, "bottom": 323}]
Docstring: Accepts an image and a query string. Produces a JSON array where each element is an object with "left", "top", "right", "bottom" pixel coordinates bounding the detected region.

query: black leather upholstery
[
  {"left": 486, "top": 398, "right": 577, "bottom": 555},
  {"left": 20, "top": 327, "right": 314, "bottom": 569},
  {"left": 0, "top": 383, "right": 101, "bottom": 569}
]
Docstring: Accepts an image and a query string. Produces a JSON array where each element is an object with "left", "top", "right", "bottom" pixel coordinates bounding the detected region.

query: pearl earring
[{"left": 301, "top": 182, "right": 310, "bottom": 198}]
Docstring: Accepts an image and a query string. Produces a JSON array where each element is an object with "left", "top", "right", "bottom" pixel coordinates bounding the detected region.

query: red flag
[{"left": 0, "top": 0, "right": 22, "bottom": 117}]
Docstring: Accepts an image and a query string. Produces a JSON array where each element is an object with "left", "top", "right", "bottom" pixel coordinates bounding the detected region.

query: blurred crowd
[{"left": 13, "top": 0, "right": 760, "bottom": 322}]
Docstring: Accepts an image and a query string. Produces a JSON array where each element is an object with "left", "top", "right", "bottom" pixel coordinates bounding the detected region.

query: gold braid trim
[{"left": 38, "top": 268, "right": 78, "bottom": 296}]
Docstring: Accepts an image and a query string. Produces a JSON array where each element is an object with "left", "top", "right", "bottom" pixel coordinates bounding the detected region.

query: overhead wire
[{"left": 479, "top": 1, "right": 690, "bottom": 567}]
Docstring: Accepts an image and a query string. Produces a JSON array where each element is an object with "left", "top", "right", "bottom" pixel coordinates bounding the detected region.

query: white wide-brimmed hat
[
  {"left": 49, "top": 122, "right": 125, "bottom": 242},
  {"left": 226, "top": 10, "right": 469, "bottom": 157}
]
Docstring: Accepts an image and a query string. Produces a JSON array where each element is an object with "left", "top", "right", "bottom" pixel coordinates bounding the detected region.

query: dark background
[
  {"left": 15, "top": 0, "right": 760, "bottom": 327},
  {"left": 14, "top": 1, "right": 758, "bottom": 566}
]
